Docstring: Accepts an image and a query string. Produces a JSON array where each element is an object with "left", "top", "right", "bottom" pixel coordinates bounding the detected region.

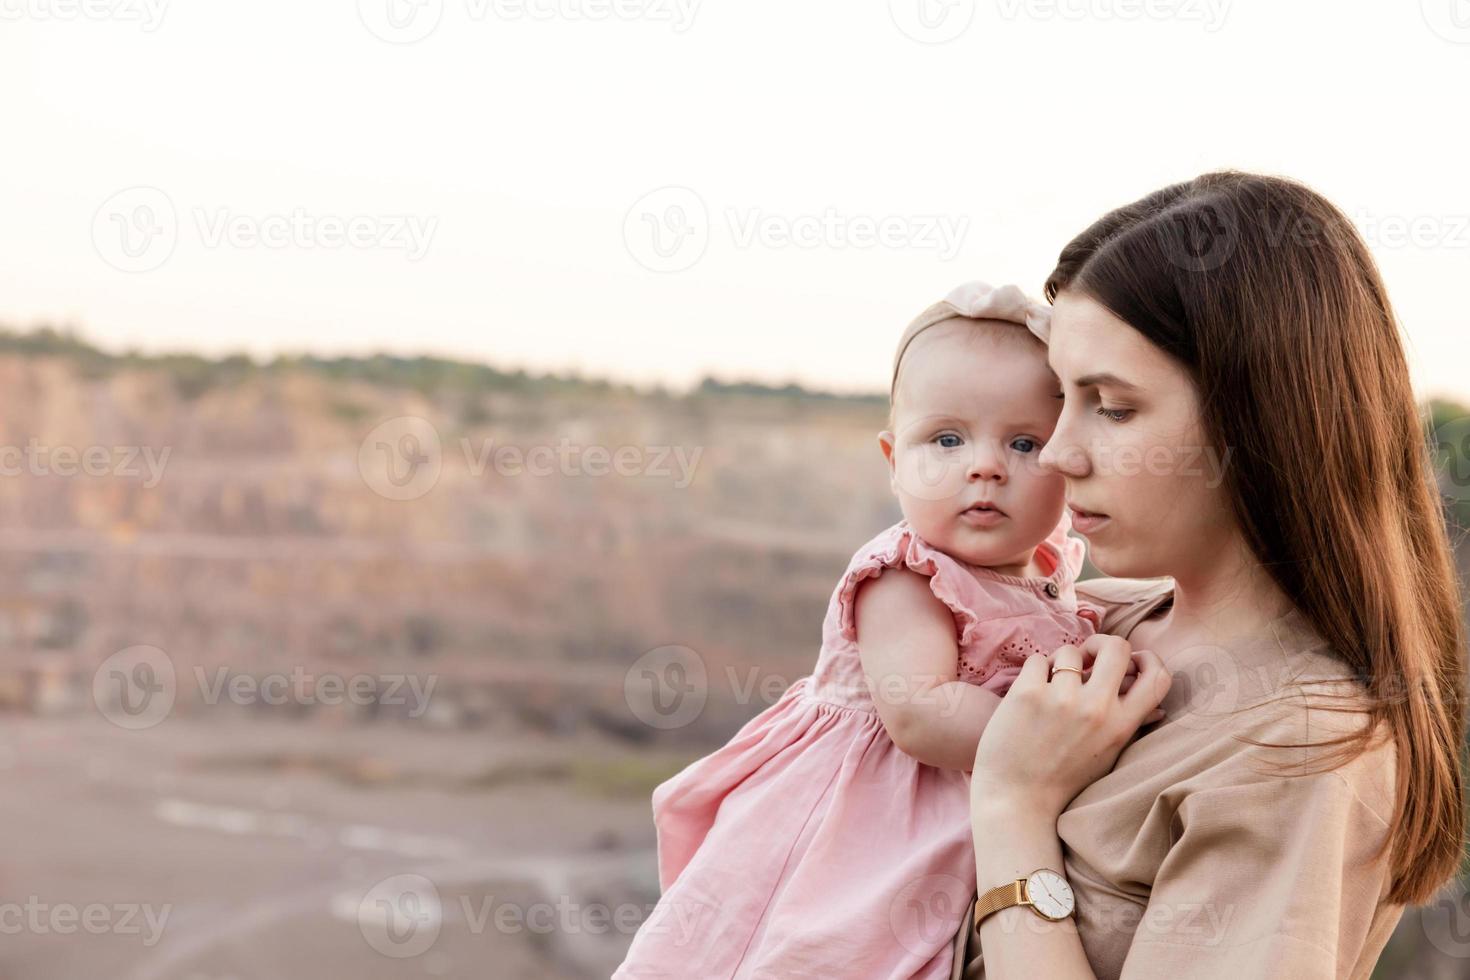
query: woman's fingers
[
  {"left": 1120, "top": 649, "right": 1173, "bottom": 720},
  {"left": 1047, "top": 644, "right": 1085, "bottom": 685},
  {"left": 1079, "top": 633, "right": 1133, "bottom": 693},
  {"left": 1009, "top": 646, "right": 1054, "bottom": 693}
]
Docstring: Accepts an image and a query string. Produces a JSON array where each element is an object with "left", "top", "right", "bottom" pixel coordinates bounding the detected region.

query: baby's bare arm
[{"left": 853, "top": 569, "right": 1002, "bottom": 772}]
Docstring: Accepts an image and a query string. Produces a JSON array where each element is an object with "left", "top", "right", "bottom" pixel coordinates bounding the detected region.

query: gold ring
[{"left": 1050, "top": 665, "right": 1084, "bottom": 680}]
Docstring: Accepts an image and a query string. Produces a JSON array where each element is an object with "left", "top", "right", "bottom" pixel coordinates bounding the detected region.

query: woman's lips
[{"left": 1068, "top": 504, "right": 1110, "bottom": 534}]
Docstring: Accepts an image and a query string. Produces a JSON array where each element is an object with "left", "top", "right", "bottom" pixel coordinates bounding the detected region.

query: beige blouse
[{"left": 951, "top": 577, "right": 1403, "bottom": 980}]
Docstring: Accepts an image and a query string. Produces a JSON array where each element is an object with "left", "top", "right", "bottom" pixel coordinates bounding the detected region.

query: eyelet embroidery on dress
[{"left": 958, "top": 631, "right": 1090, "bottom": 684}]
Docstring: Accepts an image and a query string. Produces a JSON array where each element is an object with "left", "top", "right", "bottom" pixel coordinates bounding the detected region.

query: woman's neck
[{"left": 1144, "top": 535, "right": 1296, "bottom": 654}]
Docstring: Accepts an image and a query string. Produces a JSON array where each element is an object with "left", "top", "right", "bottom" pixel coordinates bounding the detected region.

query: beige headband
[{"left": 889, "top": 281, "right": 1053, "bottom": 400}]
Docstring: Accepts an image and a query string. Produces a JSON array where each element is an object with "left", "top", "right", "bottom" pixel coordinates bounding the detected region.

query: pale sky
[{"left": 3, "top": 0, "right": 1468, "bottom": 402}]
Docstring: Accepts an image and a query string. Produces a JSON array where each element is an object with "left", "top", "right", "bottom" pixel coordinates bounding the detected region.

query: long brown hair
[{"left": 1044, "top": 171, "right": 1467, "bottom": 905}]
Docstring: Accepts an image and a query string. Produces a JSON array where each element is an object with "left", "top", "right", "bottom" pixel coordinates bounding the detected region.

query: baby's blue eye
[
  {"left": 935, "top": 433, "right": 963, "bottom": 449},
  {"left": 1011, "top": 437, "right": 1038, "bottom": 454}
]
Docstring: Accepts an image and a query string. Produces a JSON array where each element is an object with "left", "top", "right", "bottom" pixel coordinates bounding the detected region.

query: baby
[{"left": 614, "top": 282, "right": 1101, "bottom": 980}]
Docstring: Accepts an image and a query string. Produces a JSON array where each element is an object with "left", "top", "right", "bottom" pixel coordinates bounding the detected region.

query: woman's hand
[{"left": 970, "top": 633, "right": 1171, "bottom": 818}]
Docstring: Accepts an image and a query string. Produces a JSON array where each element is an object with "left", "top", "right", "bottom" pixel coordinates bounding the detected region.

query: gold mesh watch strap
[{"left": 973, "top": 879, "right": 1027, "bottom": 926}]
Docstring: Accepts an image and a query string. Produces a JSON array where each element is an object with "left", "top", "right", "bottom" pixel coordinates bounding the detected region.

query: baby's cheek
[{"left": 895, "top": 452, "right": 968, "bottom": 503}]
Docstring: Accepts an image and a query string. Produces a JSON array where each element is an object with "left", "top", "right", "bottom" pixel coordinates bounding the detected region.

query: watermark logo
[
  {"left": 624, "top": 186, "right": 710, "bottom": 273},
  {"left": 358, "top": 0, "right": 444, "bottom": 43},
  {"left": 1421, "top": 0, "right": 1470, "bottom": 43},
  {"left": 889, "top": 873, "right": 970, "bottom": 955},
  {"left": 93, "top": 645, "right": 176, "bottom": 730},
  {"left": 93, "top": 186, "right": 177, "bottom": 274},
  {"left": 359, "top": 416, "right": 444, "bottom": 501},
  {"left": 624, "top": 645, "right": 708, "bottom": 730},
  {"left": 889, "top": 0, "right": 975, "bottom": 43},
  {"left": 1421, "top": 886, "right": 1470, "bottom": 957},
  {"left": 358, "top": 874, "right": 443, "bottom": 958},
  {"left": 1163, "top": 649, "right": 1238, "bottom": 732},
  {"left": 1162, "top": 198, "right": 1238, "bottom": 273},
  {"left": 1432, "top": 414, "right": 1470, "bottom": 504}
]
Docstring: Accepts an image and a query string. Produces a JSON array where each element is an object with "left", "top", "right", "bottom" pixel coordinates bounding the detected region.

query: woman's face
[{"left": 1038, "top": 291, "right": 1238, "bottom": 580}]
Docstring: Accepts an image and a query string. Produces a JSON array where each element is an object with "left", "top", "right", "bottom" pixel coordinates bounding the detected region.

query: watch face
[{"left": 1026, "top": 870, "right": 1075, "bottom": 920}]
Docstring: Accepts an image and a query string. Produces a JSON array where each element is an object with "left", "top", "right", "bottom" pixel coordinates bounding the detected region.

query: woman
[{"left": 951, "top": 172, "right": 1467, "bottom": 978}]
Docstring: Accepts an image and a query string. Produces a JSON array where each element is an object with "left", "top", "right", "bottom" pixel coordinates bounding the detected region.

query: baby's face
[{"left": 880, "top": 318, "right": 1067, "bottom": 571}]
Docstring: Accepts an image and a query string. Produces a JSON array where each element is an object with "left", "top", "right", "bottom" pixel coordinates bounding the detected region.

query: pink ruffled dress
[{"left": 614, "top": 513, "right": 1099, "bottom": 980}]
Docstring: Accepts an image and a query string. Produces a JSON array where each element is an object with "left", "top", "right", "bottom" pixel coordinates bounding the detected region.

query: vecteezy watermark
[
  {"left": 1155, "top": 200, "right": 1470, "bottom": 274},
  {"left": 357, "top": 0, "right": 699, "bottom": 43},
  {"left": 92, "top": 645, "right": 177, "bottom": 731},
  {"left": 0, "top": 0, "right": 168, "bottom": 30},
  {"left": 889, "top": 874, "right": 971, "bottom": 955},
  {"left": 92, "top": 645, "right": 438, "bottom": 730},
  {"left": 356, "top": 417, "right": 705, "bottom": 501},
  {"left": 358, "top": 874, "right": 442, "bottom": 958},
  {"left": 193, "top": 667, "right": 437, "bottom": 719},
  {"left": 460, "top": 893, "right": 707, "bottom": 944},
  {"left": 993, "top": 0, "right": 1230, "bottom": 30},
  {"left": 193, "top": 208, "right": 436, "bottom": 260},
  {"left": 462, "top": 437, "right": 703, "bottom": 489},
  {"left": 1420, "top": 883, "right": 1470, "bottom": 958},
  {"left": 1160, "top": 197, "right": 1239, "bottom": 273},
  {"left": 355, "top": 874, "right": 711, "bottom": 959},
  {"left": 889, "top": 419, "right": 1235, "bottom": 504},
  {"left": 0, "top": 898, "right": 171, "bottom": 946},
  {"left": 982, "top": 895, "right": 1238, "bottom": 944},
  {"left": 92, "top": 186, "right": 437, "bottom": 273},
  {"left": 622, "top": 645, "right": 982, "bottom": 731},
  {"left": 1420, "top": 0, "right": 1470, "bottom": 44},
  {"left": 624, "top": 645, "right": 709, "bottom": 730},
  {"left": 1348, "top": 210, "right": 1470, "bottom": 250},
  {"left": 623, "top": 186, "right": 970, "bottom": 273},
  {"left": 623, "top": 187, "right": 709, "bottom": 273},
  {"left": 93, "top": 187, "right": 177, "bottom": 274},
  {"left": 888, "top": 0, "right": 976, "bottom": 43},
  {"left": 0, "top": 440, "right": 170, "bottom": 488},
  {"left": 1432, "top": 414, "right": 1470, "bottom": 504},
  {"left": 359, "top": 417, "right": 444, "bottom": 502},
  {"left": 726, "top": 208, "right": 968, "bottom": 260}
]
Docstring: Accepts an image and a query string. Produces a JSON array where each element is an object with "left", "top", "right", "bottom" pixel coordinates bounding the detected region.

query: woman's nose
[{"left": 1038, "top": 426, "right": 1090, "bottom": 477}]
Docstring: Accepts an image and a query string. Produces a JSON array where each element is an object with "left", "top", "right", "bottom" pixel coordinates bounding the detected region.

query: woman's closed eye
[{"left": 1095, "top": 406, "right": 1134, "bottom": 423}]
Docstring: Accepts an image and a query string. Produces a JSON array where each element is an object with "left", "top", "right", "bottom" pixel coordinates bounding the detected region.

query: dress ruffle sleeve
[{"left": 835, "top": 523, "right": 1000, "bottom": 648}]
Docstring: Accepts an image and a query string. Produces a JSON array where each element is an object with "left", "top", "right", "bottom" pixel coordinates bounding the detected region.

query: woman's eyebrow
[{"left": 1072, "top": 371, "right": 1140, "bottom": 391}]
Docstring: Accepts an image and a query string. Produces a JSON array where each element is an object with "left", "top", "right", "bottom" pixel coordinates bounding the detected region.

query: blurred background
[{"left": 2, "top": 2, "right": 1469, "bottom": 977}]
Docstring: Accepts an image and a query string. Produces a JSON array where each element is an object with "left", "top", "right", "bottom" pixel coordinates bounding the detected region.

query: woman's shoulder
[
  {"left": 1155, "top": 618, "right": 1398, "bottom": 831},
  {"left": 1073, "top": 575, "right": 1174, "bottom": 635}
]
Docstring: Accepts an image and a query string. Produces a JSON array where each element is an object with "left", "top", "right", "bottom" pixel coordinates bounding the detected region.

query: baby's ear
[{"left": 877, "top": 431, "right": 898, "bottom": 488}]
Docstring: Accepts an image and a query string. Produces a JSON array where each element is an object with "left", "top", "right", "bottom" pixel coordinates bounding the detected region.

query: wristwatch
[{"left": 974, "top": 868, "right": 1075, "bottom": 926}]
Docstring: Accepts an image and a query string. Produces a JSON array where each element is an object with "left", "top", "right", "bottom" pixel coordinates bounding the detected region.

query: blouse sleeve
[{"left": 1118, "top": 757, "right": 1395, "bottom": 979}]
